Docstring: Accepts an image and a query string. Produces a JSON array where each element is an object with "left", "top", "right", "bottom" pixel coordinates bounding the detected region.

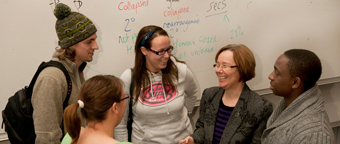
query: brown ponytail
[
  {"left": 63, "top": 75, "right": 123, "bottom": 143},
  {"left": 63, "top": 103, "right": 81, "bottom": 144}
]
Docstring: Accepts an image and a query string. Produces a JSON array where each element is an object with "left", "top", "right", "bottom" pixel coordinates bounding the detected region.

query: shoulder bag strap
[
  {"left": 28, "top": 60, "right": 72, "bottom": 139},
  {"left": 128, "top": 68, "right": 134, "bottom": 142}
]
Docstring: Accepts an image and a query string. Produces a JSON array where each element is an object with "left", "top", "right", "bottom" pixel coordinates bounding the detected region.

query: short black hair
[{"left": 284, "top": 49, "right": 322, "bottom": 90}]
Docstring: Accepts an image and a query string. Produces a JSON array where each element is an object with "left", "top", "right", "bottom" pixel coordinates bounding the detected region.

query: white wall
[{"left": 1, "top": 0, "right": 340, "bottom": 140}]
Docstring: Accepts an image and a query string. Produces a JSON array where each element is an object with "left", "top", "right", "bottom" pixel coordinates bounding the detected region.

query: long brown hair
[
  {"left": 132, "top": 25, "right": 184, "bottom": 104},
  {"left": 63, "top": 75, "right": 123, "bottom": 144},
  {"left": 56, "top": 47, "right": 76, "bottom": 62}
]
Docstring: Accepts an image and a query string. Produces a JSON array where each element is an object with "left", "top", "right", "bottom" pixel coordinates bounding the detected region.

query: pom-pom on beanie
[{"left": 54, "top": 3, "right": 97, "bottom": 49}]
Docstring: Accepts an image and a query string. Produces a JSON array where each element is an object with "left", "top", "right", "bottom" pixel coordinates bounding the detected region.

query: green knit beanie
[{"left": 54, "top": 3, "right": 97, "bottom": 49}]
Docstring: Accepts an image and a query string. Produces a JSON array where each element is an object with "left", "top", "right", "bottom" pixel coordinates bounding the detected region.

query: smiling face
[
  {"left": 268, "top": 54, "right": 295, "bottom": 97},
  {"left": 70, "top": 33, "right": 98, "bottom": 67},
  {"left": 141, "top": 35, "right": 171, "bottom": 73},
  {"left": 215, "top": 50, "right": 242, "bottom": 90}
]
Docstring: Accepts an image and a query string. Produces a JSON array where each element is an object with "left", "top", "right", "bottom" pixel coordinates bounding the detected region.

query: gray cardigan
[
  {"left": 191, "top": 84, "right": 273, "bottom": 144},
  {"left": 32, "top": 51, "right": 86, "bottom": 144},
  {"left": 261, "top": 84, "right": 335, "bottom": 144}
]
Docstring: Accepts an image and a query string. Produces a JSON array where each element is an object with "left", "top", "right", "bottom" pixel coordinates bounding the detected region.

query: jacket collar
[
  {"left": 207, "top": 84, "right": 251, "bottom": 143},
  {"left": 51, "top": 50, "right": 87, "bottom": 74},
  {"left": 78, "top": 62, "right": 87, "bottom": 73},
  {"left": 221, "top": 84, "right": 251, "bottom": 143},
  {"left": 265, "top": 84, "right": 323, "bottom": 130}
]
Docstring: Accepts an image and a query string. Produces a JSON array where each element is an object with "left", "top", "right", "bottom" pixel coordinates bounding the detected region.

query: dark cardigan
[{"left": 191, "top": 84, "right": 273, "bottom": 144}]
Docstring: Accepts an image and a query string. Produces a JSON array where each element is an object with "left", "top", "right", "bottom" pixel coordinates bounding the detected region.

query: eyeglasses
[
  {"left": 120, "top": 94, "right": 129, "bottom": 101},
  {"left": 213, "top": 64, "right": 238, "bottom": 70},
  {"left": 148, "top": 46, "right": 173, "bottom": 56}
]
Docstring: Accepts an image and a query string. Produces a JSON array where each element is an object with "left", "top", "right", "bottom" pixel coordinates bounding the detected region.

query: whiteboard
[{"left": 1, "top": 0, "right": 340, "bottom": 136}]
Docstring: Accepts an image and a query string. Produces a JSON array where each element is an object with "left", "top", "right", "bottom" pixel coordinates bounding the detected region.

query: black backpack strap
[
  {"left": 43, "top": 61, "right": 72, "bottom": 109},
  {"left": 128, "top": 68, "right": 134, "bottom": 142},
  {"left": 26, "top": 61, "right": 48, "bottom": 98},
  {"left": 26, "top": 61, "right": 72, "bottom": 108},
  {"left": 44, "top": 61, "right": 73, "bottom": 141},
  {"left": 129, "top": 68, "right": 134, "bottom": 103},
  {"left": 25, "top": 60, "right": 72, "bottom": 140}
]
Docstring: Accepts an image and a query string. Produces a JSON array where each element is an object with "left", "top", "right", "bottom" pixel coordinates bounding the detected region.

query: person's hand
[{"left": 179, "top": 136, "right": 194, "bottom": 144}]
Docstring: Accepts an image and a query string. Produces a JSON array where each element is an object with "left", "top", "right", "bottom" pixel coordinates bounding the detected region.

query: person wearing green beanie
[{"left": 31, "top": 3, "right": 99, "bottom": 144}]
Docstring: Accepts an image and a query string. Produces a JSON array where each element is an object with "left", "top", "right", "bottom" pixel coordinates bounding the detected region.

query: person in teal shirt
[{"left": 62, "top": 75, "right": 132, "bottom": 144}]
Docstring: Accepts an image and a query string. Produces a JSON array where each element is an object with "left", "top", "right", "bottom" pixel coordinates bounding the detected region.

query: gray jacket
[
  {"left": 32, "top": 51, "right": 86, "bottom": 144},
  {"left": 192, "top": 84, "right": 273, "bottom": 144},
  {"left": 261, "top": 84, "right": 335, "bottom": 144}
]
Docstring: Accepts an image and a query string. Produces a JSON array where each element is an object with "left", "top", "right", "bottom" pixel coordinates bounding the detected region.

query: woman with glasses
[
  {"left": 62, "top": 75, "right": 132, "bottom": 144},
  {"left": 179, "top": 44, "right": 273, "bottom": 144},
  {"left": 115, "top": 25, "right": 199, "bottom": 143}
]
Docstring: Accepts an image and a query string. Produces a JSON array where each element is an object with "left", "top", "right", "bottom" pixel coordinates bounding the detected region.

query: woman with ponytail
[{"left": 62, "top": 75, "right": 132, "bottom": 144}]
